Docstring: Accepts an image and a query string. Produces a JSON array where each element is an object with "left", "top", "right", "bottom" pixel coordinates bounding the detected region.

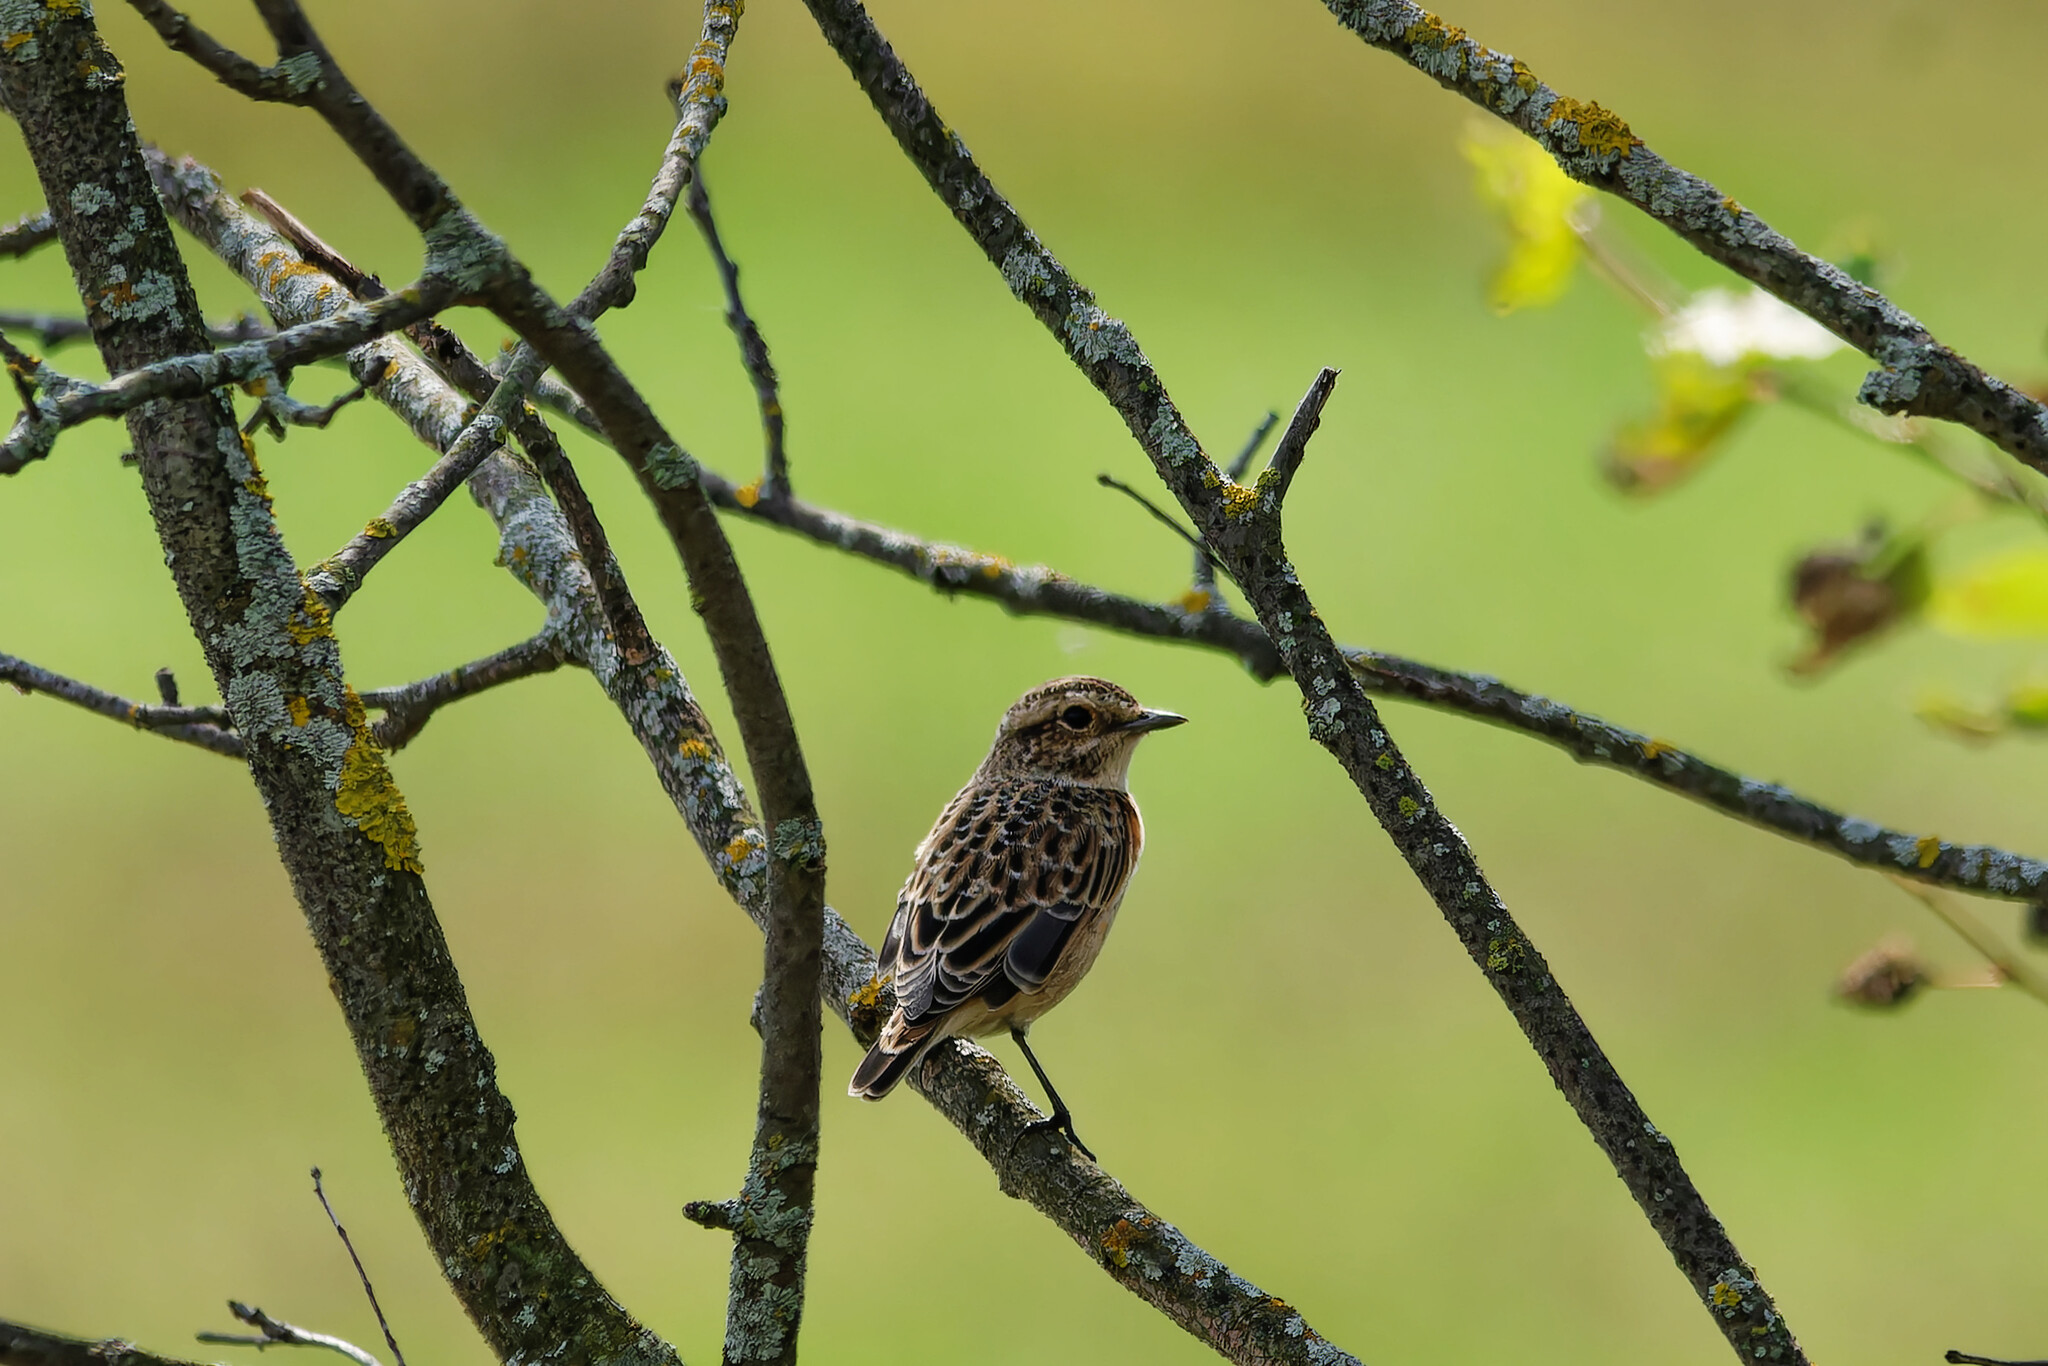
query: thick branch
[
  {"left": 1319, "top": 0, "right": 2048, "bottom": 475},
  {"left": 2, "top": 650, "right": 244, "bottom": 757},
  {"left": 799, "top": 3, "right": 1803, "bottom": 1359},
  {"left": 2, "top": 13, "right": 674, "bottom": 1366},
  {"left": 0, "top": 1322, "right": 204, "bottom": 1366}
]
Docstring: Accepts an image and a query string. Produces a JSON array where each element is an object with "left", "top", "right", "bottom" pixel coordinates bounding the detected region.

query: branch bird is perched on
[{"left": 849, "top": 676, "right": 1186, "bottom": 1160}]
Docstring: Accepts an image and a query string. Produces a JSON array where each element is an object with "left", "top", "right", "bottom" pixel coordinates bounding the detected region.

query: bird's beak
[{"left": 1118, "top": 708, "right": 1187, "bottom": 734}]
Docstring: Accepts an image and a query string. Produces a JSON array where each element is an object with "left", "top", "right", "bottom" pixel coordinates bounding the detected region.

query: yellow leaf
[
  {"left": 1928, "top": 547, "right": 2048, "bottom": 638},
  {"left": 1604, "top": 353, "right": 1755, "bottom": 492},
  {"left": 1460, "top": 122, "right": 1586, "bottom": 314}
]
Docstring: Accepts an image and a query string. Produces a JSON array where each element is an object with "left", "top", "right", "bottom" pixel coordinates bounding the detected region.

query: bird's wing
[{"left": 883, "top": 779, "right": 1138, "bottom": 1025}]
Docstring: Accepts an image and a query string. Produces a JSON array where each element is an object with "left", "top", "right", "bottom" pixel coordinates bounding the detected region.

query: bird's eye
[{"left": 1059, "top": 705, "right": 1093, "bottom": 730}]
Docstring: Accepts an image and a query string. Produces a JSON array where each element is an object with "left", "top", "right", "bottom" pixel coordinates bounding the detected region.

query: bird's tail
[{"left": 848, "top": 1018, "right": 943, "bottom": 1100}]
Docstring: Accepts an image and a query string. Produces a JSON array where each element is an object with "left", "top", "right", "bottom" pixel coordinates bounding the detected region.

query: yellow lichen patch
[
  {"left": 1397, "top": 796, "right": 1422, "bottom": 819},
  {"left": 388, "top": 1015, "right": 416, "bottom": 1049},
  {"left": 1100, "top": 1218, "right": 1146, "bottom": 1269},
  {"left": 1374, "top": 752, "right": 1395, "bottom": 771},
  {"left": 1544, "top": 97, "right": 1639, "bottom": 157},
  {"left": 336, "top": 732, "right": 424, "bottom": 873},
  {"left": 265, "top": 259, "right": 324, "bottom": 293},
  {"left": 734, "top": 477, "right": 763, "bottom": 509},
  {"left": 1710, "top": 1281, "right": 1743, "bottom": 1308},
  {"left": 848, "top": 977, "right": 883, "bottom": 1011},
  {"left": 287, "top": 694, "right": 311, "bottom": 728},
  {"left": 287, "top": 587, "right": 334, "bottom": 647},
  {"left": 1915, "top": 834, "right": 1942, "bottom": 868},
  {"left": 1486, "top": 933, "right": 1525, "bottom": 974},
  {"left": 1172, "top": 587, "right": 1214, "bottom": 614},
  {"left": 364, "top": 517, "right": 398, "bottom": 539},
  {"left": 1640, "top": 738, "right": 1678, "bottom": 760},
  {"left": 1218, "top": 479, "right": 1258, "bottom": 520},
  {"left": 723, "top": 832, "right": 759, "bottom": 865},
  {"left": 1403, "top": 13, "right": 1466, "bottom": 49},
  {"left": 677, "top": 736, "right": 713, "bottom": 760},
  {"left": 241, "top": 375, "right": 272, "bottom": 398},
  {"left": 1721, "top": 197, "right": 1742, "bottom": 216},
  {"left": 1511, "top": 58, "right": 1538, "bottom": 94}
]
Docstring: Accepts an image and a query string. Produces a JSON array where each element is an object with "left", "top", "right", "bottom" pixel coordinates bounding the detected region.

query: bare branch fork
[{"left": 796, "top": 0, "right": 1804, "bottom": 1358}]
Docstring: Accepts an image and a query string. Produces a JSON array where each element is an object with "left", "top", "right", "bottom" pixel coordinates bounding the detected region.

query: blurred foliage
[{"left": 8, "top": 4, "right": 2048, "bottom": 1366}]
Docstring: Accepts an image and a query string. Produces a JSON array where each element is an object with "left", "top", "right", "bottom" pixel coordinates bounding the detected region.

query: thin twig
[
  {"left": 1262, "top": 367, "right": 1339, "bottom": 507},
  {"left": 1947, "top": 1352, "right": 2048, "bottom": 1366},
  {"left": 196, "top": 1303, "right": 381, "bottom": 1366},
  {"left": 309, "top": 1170, "right": 406, "bottom": 1366},
  {"left": 1095, "top": 473, "right": 1227, "bottom": 579},
  {"left": 360, "top": 634, "right": 568, "bottom": 751},
  {"left": 685, "top": 168, "right": 788, "bottom": 499},
  {"left": 2, "top": 651, "right": 244, "bottom": 757},
  {"left": 1886, "top": 876, "right": 2048, "bottom": 1008},
  {"left": 0, "top": 309, "right": 269, "bottom": 349}
]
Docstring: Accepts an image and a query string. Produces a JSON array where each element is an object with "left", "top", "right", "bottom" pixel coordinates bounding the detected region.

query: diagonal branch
[
  {"left": 0, "top": 1321, "right": 205, "bottom": 1366},
  {"left": 798, "top": 2, "right": 1805, "bottom": 1359},
  {"left": 0, "top": 207, "right": 55, "bottom": 258},
  {"left": 2, "top": 650, "right": 244, "bottom": 757},
  {"left": 1318, "top": 0, "right": 2048, "bottom": 475},
  {"left": 533, "top": 378, "right": 2048, "bottom": 909}
]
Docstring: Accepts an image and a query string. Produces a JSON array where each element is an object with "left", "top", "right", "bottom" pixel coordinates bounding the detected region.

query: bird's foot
[{"left": 1021, "top": 1108, "right": 1095, "bottom": 1162}]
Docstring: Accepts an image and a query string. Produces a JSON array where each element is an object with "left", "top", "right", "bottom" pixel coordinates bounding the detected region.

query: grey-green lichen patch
[
  {"left": 275, "top": 50, "right": 321, "bottom": 93},
  {"left": 644, "top": 440, "right": 698, "bottom": 490},
  {"left": 770, "top": 816, "right": 825, "bottom": 869},
  {"left": 1063, "top": 304, "right": 1147, "bottom": 368},
  {"left": 999, "top": 243, "right": 1060, "bottom": 299},
  {"left": 226, "top": 671, "right": 289, "bottom": 737},
  {"left": 421, "top": 208, "right": 511, "bottom": 295},
  {"left": 69, "top": 180, "right": 114, "bottom": 216},
  {"left": 97, "top": 262, "right": 177, "bottom": 322},
  {"left": 723, "top": 1281, "right": 804, "bottom": 1363},
  {"left": 1145, "top": 399, "right": 1203, "bottom": 468},
  {"left": 0, "top": 0, "right": 66, "bottom": 63}
]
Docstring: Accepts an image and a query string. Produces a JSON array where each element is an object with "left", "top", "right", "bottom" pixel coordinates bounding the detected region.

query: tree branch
[
  {"left": 195, "top": 1303, "right": 381, "bottom": 1366},
  {"left": 0, "top": 207, "right": 54, "bottom": 258},
  {"left": 1318, "top": 0, "right": 2048, "bottom": 475},
  {"left": 797, "top": 2, "right": 1804, "bottom": 1358},
  {"left": 684, "top": 168, "right": 789, "bottom": 499},
  {"left": 0, "top": 1322, "right": 204, "bottom": 1366},
  {"left": 1, "top": 650, "right": 244, "bottom": 757},
  {"left": 2, "top": 12, "right": 676, "bottom": 1366},
  {"left": 0, "top": 308, "right": 270, "bottom": 348},
  {"left": 504, "top": 408, "right": 2048, "bottom": 911},
  {"left": 360, "top": 634, "right": 568, "bottom": 752}
]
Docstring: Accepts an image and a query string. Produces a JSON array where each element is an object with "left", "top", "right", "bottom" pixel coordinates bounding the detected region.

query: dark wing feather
[{"left": 878, "top": 779, "right": 1137, "bottom": 1026}]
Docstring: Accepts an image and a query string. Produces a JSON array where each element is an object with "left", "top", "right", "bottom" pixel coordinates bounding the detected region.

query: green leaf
[
  {"left": 1928, "top": 547, "right": 2048, "bottom": 637},
  {"left": 1460, "top": 123, "right": 1586, "bottom": 315}
]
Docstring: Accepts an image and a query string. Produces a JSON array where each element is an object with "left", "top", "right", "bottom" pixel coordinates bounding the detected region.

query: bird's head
[{"left": 978, "top": 676, "right": 1186, "bottom": 788}]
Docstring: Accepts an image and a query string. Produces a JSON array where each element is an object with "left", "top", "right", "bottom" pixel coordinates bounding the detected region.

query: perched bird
[{"left": 849, "top": 676, "right": 1185, "bottom": 1160}]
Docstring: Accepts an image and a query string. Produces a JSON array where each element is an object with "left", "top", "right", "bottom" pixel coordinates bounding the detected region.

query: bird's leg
[{"left": 1011, "top": 1027, "right": 1094, "bottom": 1161}]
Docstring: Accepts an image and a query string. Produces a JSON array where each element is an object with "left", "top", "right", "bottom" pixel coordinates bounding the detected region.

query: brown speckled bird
[{"left": 848, "top": 676, "right": 1185, "bottom": 1159}]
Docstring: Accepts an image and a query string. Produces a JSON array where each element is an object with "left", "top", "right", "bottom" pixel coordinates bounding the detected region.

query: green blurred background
[{"left": 5, "top": 1, "right": 2046, "bottom": 1362}]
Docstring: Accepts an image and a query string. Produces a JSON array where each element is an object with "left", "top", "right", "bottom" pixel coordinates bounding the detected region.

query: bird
[{"left": 849, "top": 675, "right": 1185, "bottom": 1160}]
